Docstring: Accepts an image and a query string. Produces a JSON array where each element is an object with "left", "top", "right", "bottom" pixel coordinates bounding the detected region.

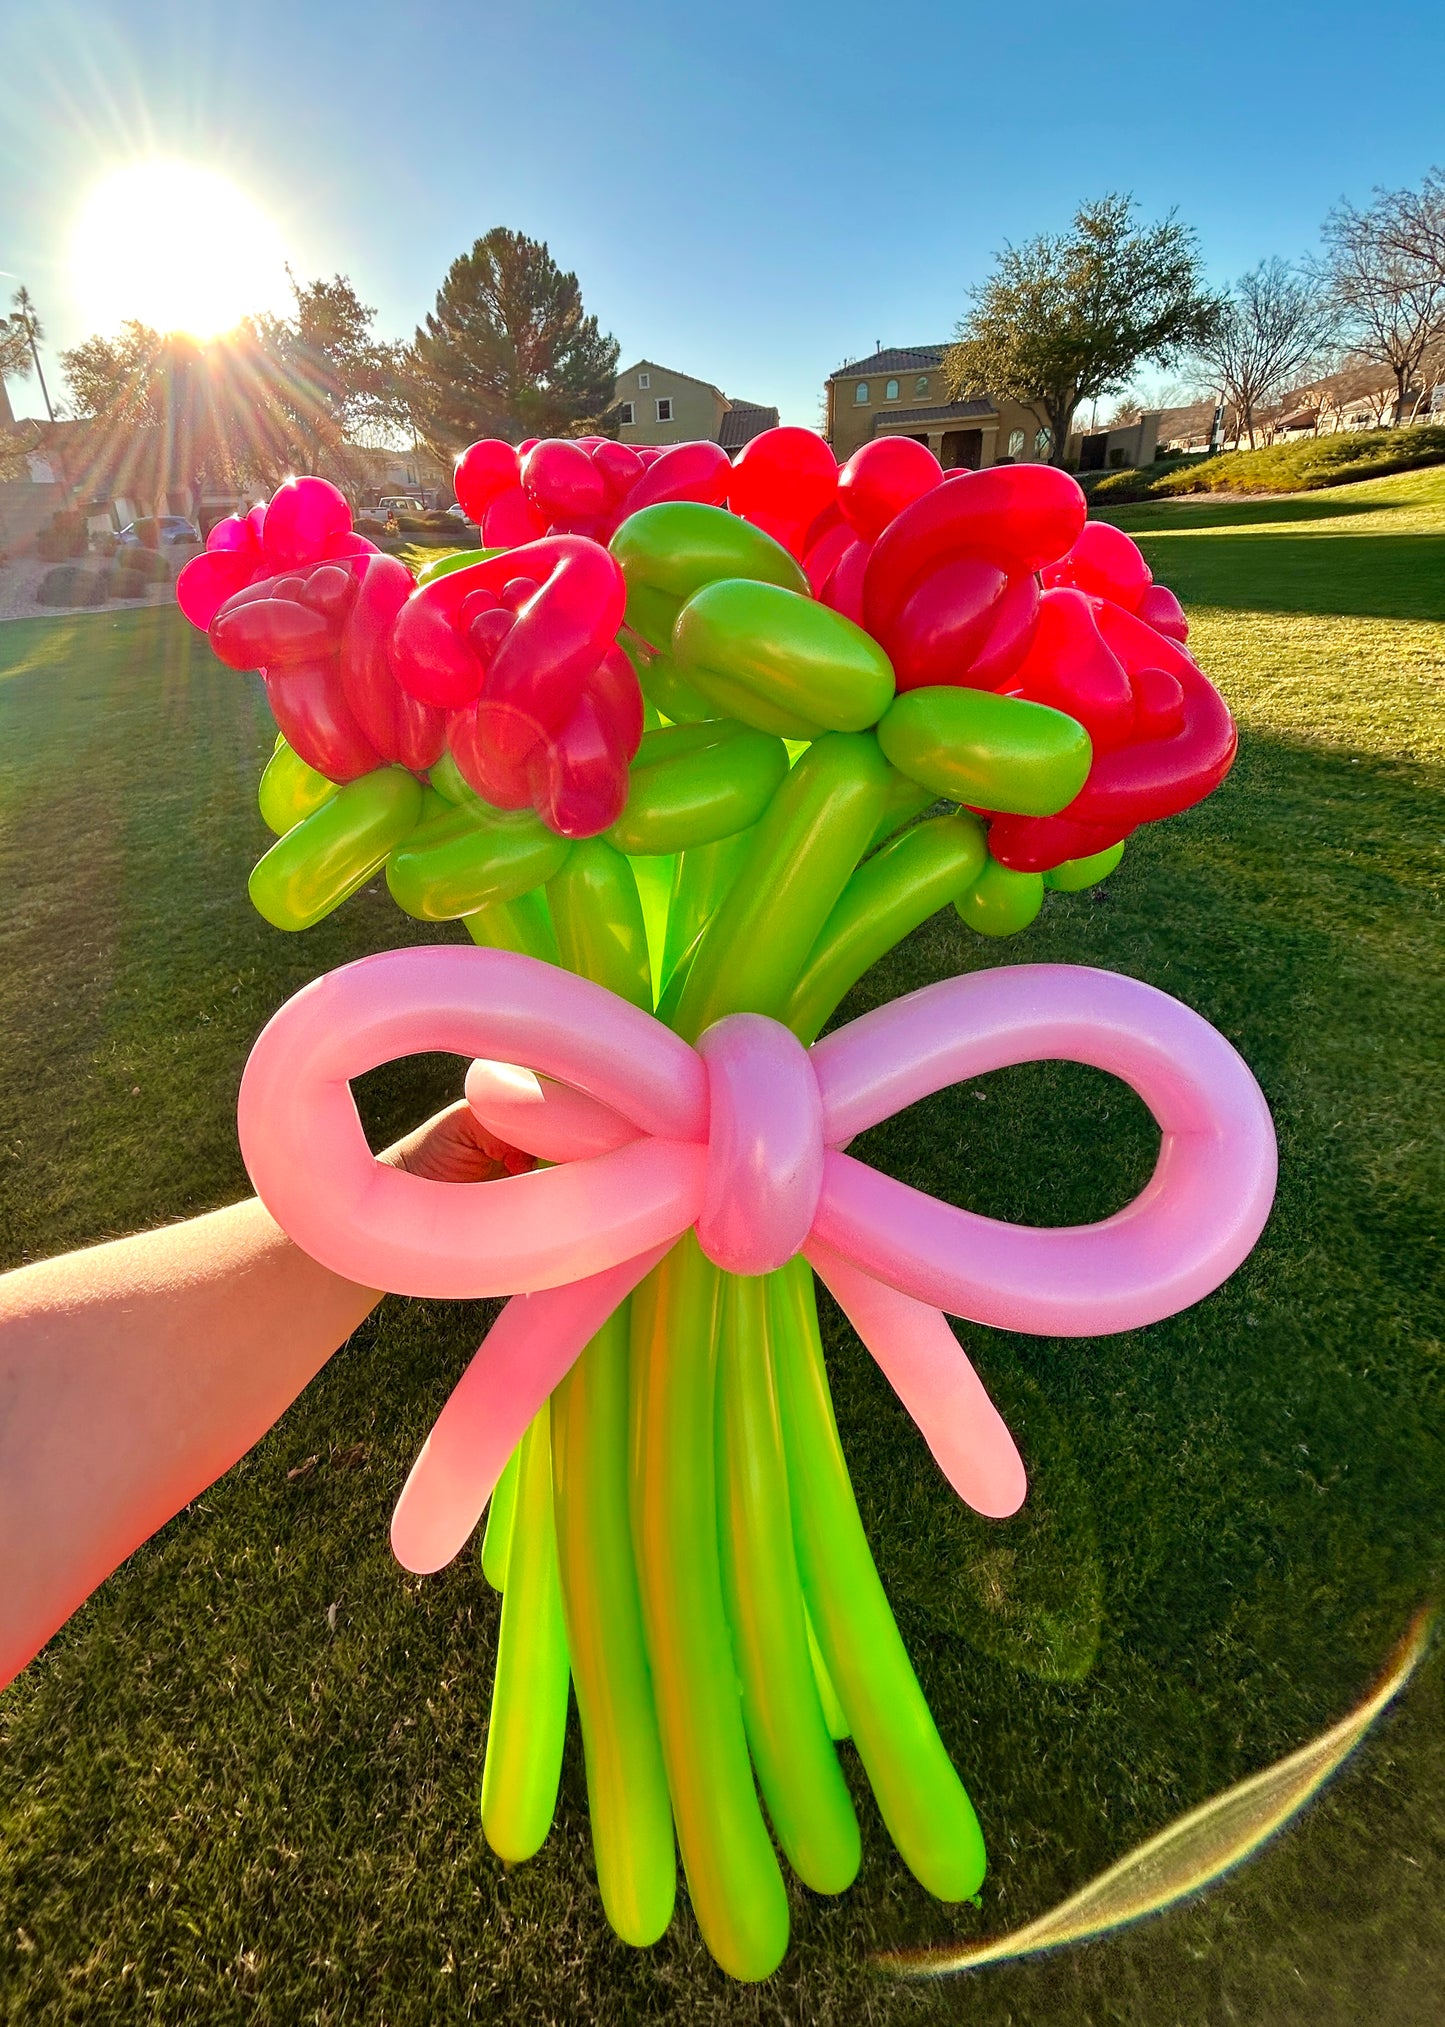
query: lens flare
[
  {"left": 71, "top": 161, "right": 290, "bottom": 339},
  {"left": 879, "top": 1604, "right": 1434, "bottom": 1978}
]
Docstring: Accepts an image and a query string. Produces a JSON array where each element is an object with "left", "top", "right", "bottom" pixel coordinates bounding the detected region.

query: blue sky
[{"left": 2, "top": 0, "right": 1443, "bottom": 427}]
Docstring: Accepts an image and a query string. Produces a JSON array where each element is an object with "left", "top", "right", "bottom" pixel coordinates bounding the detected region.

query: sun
[{"left": 71, "top": 161, "right": 291, "bottom": 341}]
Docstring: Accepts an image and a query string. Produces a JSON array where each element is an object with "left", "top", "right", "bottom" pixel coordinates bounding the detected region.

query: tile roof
[
  {"left": 830, "top": 345, "right": 950, "bottom": 380},
  {"left": 875, "top": 399, "right": 994, "bottom": 428},
  {"left": 717, "top": 402, "right": 779, "bottom": 450}
]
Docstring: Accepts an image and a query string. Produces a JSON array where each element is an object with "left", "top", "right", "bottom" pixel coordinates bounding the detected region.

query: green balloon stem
[
  {"left": 669, "top": 732, "right": 893, "bottom": 1041},
  {"left": 547, "top": 839, "right": 653, "bottom": 1009},
  {"left": 479, "top": 1441, "right": 521, "bottom": 1590},
  {"left": 629, "top": 1238, "right": 790, "bottom": 1982},
  {"left": 627, "top": 853, "right": 675, "bottom": 1005},
  {"left": 479, "top": 1406, "right": 571, "bottom": 1865},
  {"left": 768, "top": 1259, "right": 987, "bottom": 1903},
  {"left": 783, "top": 811, "right": 988, "bottom": 1044},
  {"left": 462, "top": 887, "right": 561, "bottom": 966},
  {"left": 552, "top": 1307, "right": 677, "bottom": 1946},
  {"left": 716, "top": 1272, "right": 861, "bottom": 1894}
]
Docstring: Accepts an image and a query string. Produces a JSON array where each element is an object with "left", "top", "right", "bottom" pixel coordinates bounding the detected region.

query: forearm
[{"left": 0, "top": 1199, "right": 381, "bottom": 1691}]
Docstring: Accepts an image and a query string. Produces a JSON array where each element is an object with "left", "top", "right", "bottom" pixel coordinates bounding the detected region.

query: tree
[
  {"left": 60, "top": 276, "right": 409, "bottom": 502},
  {"left": 1386, "top": 166, "right": 1445, "bottom": 275},
  {"left": 1319, "top": 179, "right": 1445, "bottom": 423},
  {"left": 61, "top": 321, "right": 277, "bottom": 503},
  {"left": 1, "top": 312, "right": 33, "bottom": 391},
  {"left": 4, "top": 283, "right": 54, "bottom": 417},
  {"left": 1192, "top": 259, "right": 1338, "bottom": 446},
  {"left": 252, "top": 273, "right": 410, "bottom": 470},
  {"left": 406, "top": 228, "right": 619, "bottom": 454},
  {"left": 943, "top": 195, "right": 1220, "bottom": 465}
]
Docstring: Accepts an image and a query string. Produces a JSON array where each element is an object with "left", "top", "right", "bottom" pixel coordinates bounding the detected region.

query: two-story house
[
  {"left": 824, "top": 345, "right": 1054, "bottom": 469},
  {"left": 612, "top": 360, "right": 779, "bottom": 452}
]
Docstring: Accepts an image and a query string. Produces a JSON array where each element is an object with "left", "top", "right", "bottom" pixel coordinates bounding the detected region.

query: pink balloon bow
[{"left": 238, "top": 949, "right": 1277, "bottom": 1574}]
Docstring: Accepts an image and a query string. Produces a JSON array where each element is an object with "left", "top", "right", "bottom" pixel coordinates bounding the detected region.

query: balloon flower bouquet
[{"left": 177, "top": 429, "right": 1275, "bottom": 1981}]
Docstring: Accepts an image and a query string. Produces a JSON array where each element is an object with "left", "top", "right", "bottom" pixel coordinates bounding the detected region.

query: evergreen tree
[{"left": 406, "top": 228, "right": 619, "bottom": 454}]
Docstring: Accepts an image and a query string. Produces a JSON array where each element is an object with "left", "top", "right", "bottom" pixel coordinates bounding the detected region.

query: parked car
[
  {"left": 446, "top": 502, "right": 476, "bottom": 522},
  {"left": 117, "top": 515, "right": 201, "bottom": 547},
  {"left": 376, "top": 495, "right": 425, "bottom": 517}
]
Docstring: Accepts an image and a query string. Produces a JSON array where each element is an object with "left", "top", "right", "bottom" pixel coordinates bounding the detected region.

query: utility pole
[{"left": 12, "top": 287, "right": 55, "bottom": 422}]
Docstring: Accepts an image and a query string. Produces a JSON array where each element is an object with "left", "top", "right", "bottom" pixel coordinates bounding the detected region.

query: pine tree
[{"left": 406, "top": 228, "right": 619, "bottom": 454}]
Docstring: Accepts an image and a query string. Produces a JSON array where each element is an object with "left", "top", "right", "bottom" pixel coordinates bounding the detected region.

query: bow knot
[{"left": 695, "top": 1015, "right": 824, "bottom": 1277}]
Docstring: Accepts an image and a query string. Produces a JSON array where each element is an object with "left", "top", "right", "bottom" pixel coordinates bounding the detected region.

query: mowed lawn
[{"left": 0, "top": 469, "right": 1441, "bottom": 2026}]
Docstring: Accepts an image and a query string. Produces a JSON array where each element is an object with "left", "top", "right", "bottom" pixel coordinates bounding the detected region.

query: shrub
[
  {"left": 36, "top": 565, "right": 108, "bottom": 607},
  {"left": 35, "top": 513, "right": 88, "bottom": 562},
  {"left": 125, "top": 517, "right": 163, "bottom": 549},
  {"left": 104, "top": 567, "right": 154, "bottom": 601},
  {"left": 115, "top": 546, "right": 170, "bottom": 583}
]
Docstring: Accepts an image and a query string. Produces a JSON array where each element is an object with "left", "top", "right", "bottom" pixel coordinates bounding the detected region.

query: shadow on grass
[
  {"left": 1101, "top": 489, "right": 1430, "bottom": 535},
  {"left": 1113, "top": 528, "right": 1445, "bottom": 623}
]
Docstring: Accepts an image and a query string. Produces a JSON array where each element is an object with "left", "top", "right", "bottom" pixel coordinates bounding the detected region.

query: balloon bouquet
[{"left": 178, "top": 429, "right": 1274, "bottom": 1981}]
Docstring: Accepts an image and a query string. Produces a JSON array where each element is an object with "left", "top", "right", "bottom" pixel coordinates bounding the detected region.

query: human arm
[{"left": 0, "top": 1102, "right": 519, "bottom": 1691}]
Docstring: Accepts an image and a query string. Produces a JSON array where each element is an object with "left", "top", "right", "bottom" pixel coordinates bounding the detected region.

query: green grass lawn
[{"left": 1, "top": 470, "right": 1442, "bottom": 2025}]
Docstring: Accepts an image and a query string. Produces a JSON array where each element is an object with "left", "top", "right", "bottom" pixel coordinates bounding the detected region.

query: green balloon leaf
[{"left": 878, "top": 685, "right": 1092, "bottom": 816}]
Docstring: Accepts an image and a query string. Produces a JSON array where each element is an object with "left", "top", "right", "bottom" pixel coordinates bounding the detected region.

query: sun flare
[{"left": 71, "top": 161, "right": 291, "bottom": 340}]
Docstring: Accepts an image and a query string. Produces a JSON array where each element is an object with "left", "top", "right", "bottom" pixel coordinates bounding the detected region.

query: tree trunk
[{"left": 1045, "top": 394, "right": 1075, "bottom": 467}]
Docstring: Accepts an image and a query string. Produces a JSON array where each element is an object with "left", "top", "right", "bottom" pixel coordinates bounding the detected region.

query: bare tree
[
  {"left": 1319, "top": 181, "right": 1445, "bottom": 424},
  {"left": 1193, "top": 259, "right": 1338, "bottom": 447},
  {"left": 1381, "top": 167, "right": 1445, "bottom": 273}
]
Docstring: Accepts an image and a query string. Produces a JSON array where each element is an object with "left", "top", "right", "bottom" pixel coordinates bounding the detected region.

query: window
[
  {"left": 885, "top": 378, "right": 900, "bottom": 400},
  {"left": 1035, "top": 427, "right": 1053, "bottom": 457},
  {"left": 915, "top": 375, "right": 929, "bottom": 395},
  {"left": 619, "top": 401, "right": 635, "bottom": 426},
  {"left": 854, "top": 380, "right": 869, "bottom": 403},
  {"left": 638, "top": 372, "right": 650, "bottom": 388},
  {"left": 1008, "top": 429, "right": 1026, "bottom": 458},
  {"left": 656, "top": 398, "right": 673, "bottom": 422}
]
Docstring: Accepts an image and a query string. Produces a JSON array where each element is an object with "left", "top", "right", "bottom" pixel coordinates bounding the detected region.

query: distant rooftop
[
  {"left": 717, "top": 401, "right": 779, "bottom": 451},
  {"left": 829, "top": 345, "right": 949, "bottom": 380}
]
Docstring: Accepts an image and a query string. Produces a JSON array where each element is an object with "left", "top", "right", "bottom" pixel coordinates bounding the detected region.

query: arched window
[
  {"left": 854, "top": 381, "right": 869, "bottom": 403},
  {"left": 1008, "top": 428, "right": 1026, "bottom": 458},
  {"left": 885, "top": 378, "right": 899, "bottom": 400},
  {"left": 916, "top": 375, "right": 929, "bottom": 395},
  {"left": 1035, "top": 426, "right": 1053, "bottom": 457}
]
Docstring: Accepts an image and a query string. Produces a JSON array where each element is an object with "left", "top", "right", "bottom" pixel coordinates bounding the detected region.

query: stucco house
[
  {"left": 611, "top": 360, "right": 778, "bottom": 452},
  {"left": 824, "top": 345, "right": 1054, "bottom": 468}
]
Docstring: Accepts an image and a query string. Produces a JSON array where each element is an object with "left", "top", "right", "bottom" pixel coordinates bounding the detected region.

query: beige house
[
  {"left": 612, "top": 360, "right": 778, "bottom": 452},
  {"left": 824, "top": 345, "right": 1053, "bottom": 468}
]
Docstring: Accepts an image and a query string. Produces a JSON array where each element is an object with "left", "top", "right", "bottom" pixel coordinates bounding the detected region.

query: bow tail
[
  {"left": 805, "top": 1240, "right": 1028, "bottom": 1520},
  {"left": 391, "top": 1243, "right": 674, "bottom": 1574}
]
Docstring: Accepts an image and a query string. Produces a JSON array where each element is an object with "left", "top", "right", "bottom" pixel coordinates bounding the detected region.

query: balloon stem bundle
[{"left": 458, "top": 768, "right": 1001, "bottom": 1977}]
